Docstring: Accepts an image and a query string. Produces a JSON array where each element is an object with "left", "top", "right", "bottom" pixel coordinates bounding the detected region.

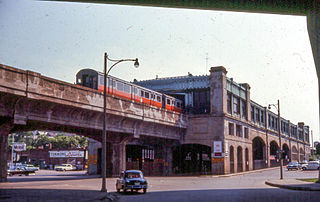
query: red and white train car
[{"left": 76, "top": 69, "right": 183, "bottom": 113}]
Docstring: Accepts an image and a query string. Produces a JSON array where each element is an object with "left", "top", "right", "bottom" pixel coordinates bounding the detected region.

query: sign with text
[
  {"left": 13, "top": 143, "right": 26, "bottom": 151},
  {"left": 49, "top": 150, "right": 84, "bottom": 158},
  {"left": 213, "top": 141, "right": 222, "bottom": 153}
]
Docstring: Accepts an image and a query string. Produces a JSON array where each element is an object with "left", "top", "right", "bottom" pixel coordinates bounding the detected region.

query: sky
[{"left": 0, "top": 0, "right": 319, "bottom": 143}]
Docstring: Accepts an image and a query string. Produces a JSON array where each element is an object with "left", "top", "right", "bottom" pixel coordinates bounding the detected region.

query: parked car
[
  {"left": 55, "top": 164, "right": 76, "bottom": 171},
  {"left": 116, "top": 170, "right": 148, "bottom": 193},
  {"left": 299, "top": 160, "right": 309, "bottom": 170},
  {"left": 286, "top": 162, "right": 299, "bottom": 170},
  {"left": 302, "top": 161, "right": 320, "bottom": 170},
  {"left": 21, "top": 164, "right": 39, "bottom": 172}
]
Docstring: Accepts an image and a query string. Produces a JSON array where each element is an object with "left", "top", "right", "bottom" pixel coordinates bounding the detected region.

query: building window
[
  {"left": 251, "top": 106, "right": 255, "bottom": 122},
  {"left": 229, "top": 123, "right": 234, "bottom": 135},
  {"left": 271, "top": 117, "right": 275, "bottom": 129},
  {"left": 241, "top": 99, "right": 247, "bottom": 120},
  {"left": 236, "top": 125, "right": 242, "bottom": 137},
  {"left": 244, "top": 127, "right": 249, "bottom": 138},
  {"left": 260, "top": 111, "right": 264, "bottom": 124},
  {"left": 227, "top": 92, "right": 232, "bottom": 114},
  {"left": 233, "top": 97, "right": 240, "bottom": 114},
  {"left": 255, "top": 108, "right": 260, "bottom": 123}
]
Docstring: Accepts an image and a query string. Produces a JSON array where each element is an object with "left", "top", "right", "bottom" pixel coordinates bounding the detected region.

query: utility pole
[{"left": 277, "top": 100, "right": 283, "bottom": 180}]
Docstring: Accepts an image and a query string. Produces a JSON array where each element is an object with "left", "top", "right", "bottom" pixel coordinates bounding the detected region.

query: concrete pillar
[
  {"left": 87, "top": 138, "right": 101, "bottom": 175},
  {"left": 307, "top": 3, "right": 320, "bottom": 160},
  {"left": 0, "top": 120, "right": 13, "bottom": 182},
  {"left": 111, "top": 142, "right": 127, "bottom": 177},
  {"left": 164, "top": 144, "right": 173, "bottom": 176},
  {"left": 209, "top": 66, "right": 227, "bottom": 116}
]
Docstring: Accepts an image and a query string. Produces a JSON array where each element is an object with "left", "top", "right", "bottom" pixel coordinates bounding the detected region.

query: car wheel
[
  {"left": 123, "top": 189, "right": 127, "bottom": 193},
  {"left": 143, "top": 188, "right": 147, "bottom": 194}
]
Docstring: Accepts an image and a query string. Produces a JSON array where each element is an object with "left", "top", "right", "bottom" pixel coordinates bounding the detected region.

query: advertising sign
[
  {"left": 13, "top": 143, "right": 26, "bottom": 151},
  {"left": 213, "top": 141, "right": 224, "bottom": 157},
  {"left": 49, "top": 150, "right": 85, "bottom": 158},
  {"left": 213, "top": 141, "right": 222, "bottom": 153}
]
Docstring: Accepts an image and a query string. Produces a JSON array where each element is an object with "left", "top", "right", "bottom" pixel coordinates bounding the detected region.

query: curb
[{"left": 265, "top": 181, "right": 320, "bottom": 191}]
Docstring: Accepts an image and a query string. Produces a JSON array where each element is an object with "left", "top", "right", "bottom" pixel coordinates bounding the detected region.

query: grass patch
[{"left": 297, "top": 178, "right": 320, "bottom": 183}]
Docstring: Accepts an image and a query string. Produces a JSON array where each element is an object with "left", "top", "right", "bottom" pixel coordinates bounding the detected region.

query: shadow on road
[
  {"left": 1, "top": 187, "right": 320, "bottom": 202},
  {"left": 113, "top": 188, "right": 320, "bottom": 202},
  {"left": 0, "top": 188, "right": 108, "bottom": 202}
]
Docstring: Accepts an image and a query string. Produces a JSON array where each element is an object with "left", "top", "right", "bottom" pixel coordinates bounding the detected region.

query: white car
[
  {"left": 302, "top": 161, "right": 320, "bottom": 170},
  {"left": 55, "top": 164, "right": 76, "bottom": 171}
]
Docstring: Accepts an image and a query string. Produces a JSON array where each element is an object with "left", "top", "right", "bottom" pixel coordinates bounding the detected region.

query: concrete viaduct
[{"left": 0, "top": 64, "right": 187, "bottom": 181}]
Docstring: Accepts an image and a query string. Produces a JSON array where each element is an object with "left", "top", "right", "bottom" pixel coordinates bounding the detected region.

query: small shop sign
[{"left": 49, "top": 150, "right": 84, "bottom": 158}]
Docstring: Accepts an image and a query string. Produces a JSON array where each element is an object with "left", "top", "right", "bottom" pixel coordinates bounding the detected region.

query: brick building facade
[{"left": 134, "top": 66, "right": 311, "bottom": 175}]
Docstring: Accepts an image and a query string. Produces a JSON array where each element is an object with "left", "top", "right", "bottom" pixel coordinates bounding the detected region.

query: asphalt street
[{"left": 1, "top": 168, "right": 320, "bottom": 201}]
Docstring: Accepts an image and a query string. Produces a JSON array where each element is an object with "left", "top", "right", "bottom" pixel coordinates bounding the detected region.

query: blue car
[
  {"left": 116, "top": 170, "right": 148, "bottom": 193},
  {"left": 286, "top": 162, "right": 299, "bottom": 170}
]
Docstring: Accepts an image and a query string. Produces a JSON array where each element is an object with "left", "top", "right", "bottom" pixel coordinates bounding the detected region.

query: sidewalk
[{"left": 265, "top": 179, "right": 320, "bottom": 191}]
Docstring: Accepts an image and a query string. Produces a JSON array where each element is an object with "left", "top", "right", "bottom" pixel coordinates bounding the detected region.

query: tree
[{"left": 316, "top": 143, "right": 320, "bottom": 155}]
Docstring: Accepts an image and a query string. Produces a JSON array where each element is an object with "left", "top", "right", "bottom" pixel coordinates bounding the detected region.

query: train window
[
  {"left": 108, "top": 79, "right": 112, "bottom": 87},
  {"left": 113, "top": 80, "right": 116, "bottom": 88},
  {"left": 156, "top": 96, "right": 161, "bottom": 102},
  {"left": 117, "top": 82, "right": 124, "bottom": 91},
  {"left": 77, "top": 78, "right": 82, "bottom": 84},
  {"left": 167, "top": 99, "right": 171, "bottom": 105},
  {"left": 100, "top": 77, "right": 104, "bottom": 85},
  {"left": 134, "top": 88, "right": 138, "bottom": 95},
  {"left": 92, "top": 77, "right": 97, "bottom": 89},
  {"left": 82, "top": 75, "right": 88, "bottom": 85},
  {"left": 145, "top": 92, "right": 150, "bottom": 99},
  {"left": 140, "top": 90, "right": 144, "bottom": 97},
  {"left": 151, "top": 94, "right": 154, "bottom": 99},
  {"left": 177, "top": 102, "right": 181, "bottom": 108},
  {"left": 124, "top": 84, "right": 130, "bottom": 93}
]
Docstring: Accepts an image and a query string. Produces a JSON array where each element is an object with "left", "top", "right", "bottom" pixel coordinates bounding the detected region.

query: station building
[
  {"left": 87, "top": 66, "right": 310, "bottom": 176},
  {"left": 133, "top": 66, "right": 311, "bottom": 175}
]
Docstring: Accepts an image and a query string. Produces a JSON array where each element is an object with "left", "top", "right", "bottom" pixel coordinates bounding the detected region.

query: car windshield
[{"left": 125, "top": 172, "right": 142, "bottom": 179}]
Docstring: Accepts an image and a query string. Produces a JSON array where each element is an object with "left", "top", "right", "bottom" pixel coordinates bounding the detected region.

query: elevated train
[{"left": 76, "top": 69, "right": 183, "bottom": 113}]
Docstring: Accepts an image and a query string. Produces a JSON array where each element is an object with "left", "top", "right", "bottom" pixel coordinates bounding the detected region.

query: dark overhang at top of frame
[{"left": 40, "top": 0, "right": 317, "bottom": 16}]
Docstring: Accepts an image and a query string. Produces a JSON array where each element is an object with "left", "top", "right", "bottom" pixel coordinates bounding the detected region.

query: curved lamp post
[
  {"left": 101, "top": 52, "right": 139, "bottom": 192},
  {"left": 268, "top": 99, "right": 283, "bottom": 180}
]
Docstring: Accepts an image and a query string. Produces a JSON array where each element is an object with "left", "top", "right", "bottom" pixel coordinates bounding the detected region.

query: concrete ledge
[
  {"left": 265, "top": 179, "right": 320, "bottom": 191},
  {"left": 199, "top": 166, "right": 279, "bottom": 178}
]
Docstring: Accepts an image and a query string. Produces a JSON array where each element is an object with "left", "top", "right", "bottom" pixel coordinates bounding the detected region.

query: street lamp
[
  {"left": 101, "top": 52, "right": 139, "bottom": 192},
  {"left": 268, "top": 99, "right": 283, "bottom": 180}
]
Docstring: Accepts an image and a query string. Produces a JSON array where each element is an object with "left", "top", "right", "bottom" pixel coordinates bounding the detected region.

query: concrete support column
[
  {"left": 87, "top": 138, "right": 101, "bottom": 175},
  {"left": 111, "top": 142, "right": 127, "bottom": 177},
  {"left": 111, "top": 143, "right": 120, "bottom": 177},
  {"left": 0, "top": 120, "right": 13, "bottom": 182},
  {"left": 165, "top": 145, "right": 173, "bottom": 176},
  {"left": 307, "top": 3, "right": 320, "bottom": 158}
]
